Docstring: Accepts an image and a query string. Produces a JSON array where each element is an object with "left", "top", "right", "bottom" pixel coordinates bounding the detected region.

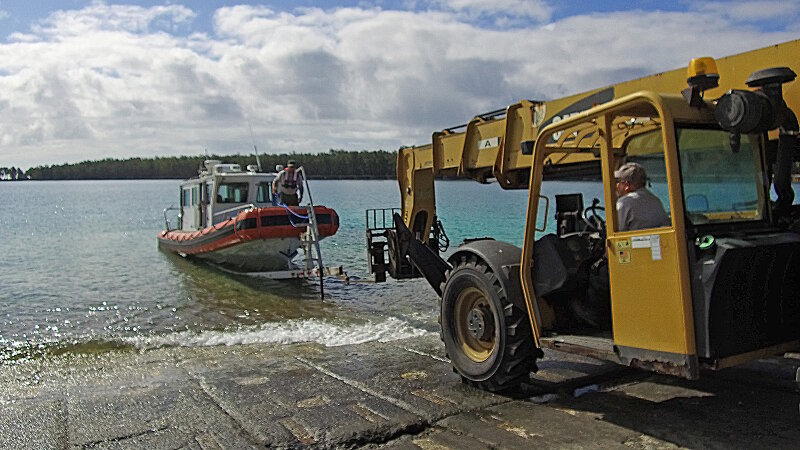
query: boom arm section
[
  {"left": 398, "top": 39, "right": 800, "bottom": 243},
  {"left": 398, "top": 144, "right": 436, "bottom": 243}
]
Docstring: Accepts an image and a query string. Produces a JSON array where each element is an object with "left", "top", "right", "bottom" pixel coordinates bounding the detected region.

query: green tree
[{"left": 24, "top": 150, "right": 399, "bottom": 180}]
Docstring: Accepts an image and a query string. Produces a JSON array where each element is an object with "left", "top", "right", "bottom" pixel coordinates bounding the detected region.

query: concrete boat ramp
[{"left": 1, "top": 335, "right": 798, "bottom": 449}]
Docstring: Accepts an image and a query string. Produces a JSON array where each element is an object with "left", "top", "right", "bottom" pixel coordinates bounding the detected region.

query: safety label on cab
[
  {"left": 631, "top": 235, "right": 662, "bottom": 260},
  {"left": 617, "top": 250, "right": 631, "bottom": 264}
]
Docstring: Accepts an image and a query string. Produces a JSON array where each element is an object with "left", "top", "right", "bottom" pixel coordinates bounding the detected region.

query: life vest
[
  {"left": 280, "top": 168, "right": 299, "bottom": 192},
  {"left": 282, "top": 168, "right": 298, "bottom": 188}
]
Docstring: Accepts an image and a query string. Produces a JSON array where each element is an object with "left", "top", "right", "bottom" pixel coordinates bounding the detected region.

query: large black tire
[{"left": 439, "top": 254, "right": 539, "bottom": 392}]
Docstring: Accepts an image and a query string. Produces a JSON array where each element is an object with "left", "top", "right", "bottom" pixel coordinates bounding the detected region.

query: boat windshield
[
  {"left": 217, "top": 183, "right": 249, "bottom": 203},
  {"left": 676, "top": 127, "right": 766, "bottom": 225},
  {"left": 256, "top": 182, "right": 272, "bottom": 203}
]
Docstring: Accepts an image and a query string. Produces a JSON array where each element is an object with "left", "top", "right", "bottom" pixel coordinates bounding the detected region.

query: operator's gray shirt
[{"left": 616, "top": 188, "right": 670, "bottom": 231}]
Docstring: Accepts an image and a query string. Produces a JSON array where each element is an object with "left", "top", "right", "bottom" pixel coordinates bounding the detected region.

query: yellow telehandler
[{"left": 366, "top": 39, "right": 800, "bottom": 392}]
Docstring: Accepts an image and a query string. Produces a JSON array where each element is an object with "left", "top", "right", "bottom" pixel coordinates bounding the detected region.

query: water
[
  {"left": 1, "top": 179, "right": 794, "bottom": 364},
  {"left": 0, "top": 179, "right": 565, "bottom": 364}
]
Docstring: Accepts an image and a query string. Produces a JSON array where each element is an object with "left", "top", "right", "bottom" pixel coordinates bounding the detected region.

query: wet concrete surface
[{"left": 1, "top": 335, "right": 798, "bottom": 449}]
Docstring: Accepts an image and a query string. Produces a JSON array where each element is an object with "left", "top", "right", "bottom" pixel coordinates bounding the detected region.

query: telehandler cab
[{"left": 366, "top": 40, "right": 800, "bottom": 392}]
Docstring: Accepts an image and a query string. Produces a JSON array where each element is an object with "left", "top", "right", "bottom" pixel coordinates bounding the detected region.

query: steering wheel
[{"left": 582, "top": 198, "right": 606, "bottom": 235}]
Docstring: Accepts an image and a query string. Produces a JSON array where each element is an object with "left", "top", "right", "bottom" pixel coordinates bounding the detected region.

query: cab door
[{"left": 598, "top": 107, "right": 698, "bottom": 378}]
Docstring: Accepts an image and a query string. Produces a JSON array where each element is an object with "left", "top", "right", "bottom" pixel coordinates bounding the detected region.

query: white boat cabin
[{"left": 179, "top": 160, "right": 276, "bottom": 231}]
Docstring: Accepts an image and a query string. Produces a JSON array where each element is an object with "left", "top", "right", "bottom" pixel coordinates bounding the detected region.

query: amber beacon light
[{"left": 682, "top": 57, "right": 720, "bottom": 106}]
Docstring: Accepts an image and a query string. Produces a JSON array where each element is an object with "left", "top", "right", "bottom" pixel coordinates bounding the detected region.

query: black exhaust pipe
[
  {"left": 745, "top": 68, "right": 798, "bottom": 223},
  {"left": 773, "top": 109, "right": 798, "bottom": 221}
]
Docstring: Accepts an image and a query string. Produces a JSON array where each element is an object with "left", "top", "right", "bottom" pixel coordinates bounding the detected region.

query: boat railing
[
  {"left": 163, "top": 206, "right": 181, "bottom": 231},
  {"left": 297, "top": 167, "right": 314, "bottom": 206}
]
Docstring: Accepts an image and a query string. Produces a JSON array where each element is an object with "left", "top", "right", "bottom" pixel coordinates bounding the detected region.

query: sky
[{"left": 0, "top": 1, "right": 798, "bottom": 169}]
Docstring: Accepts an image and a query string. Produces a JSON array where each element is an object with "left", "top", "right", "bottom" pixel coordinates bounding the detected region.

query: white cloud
[
  {"left": 8, "top": 32, "right": 39, "bottom": 43},
  {"left": 33, "top": 2, "right": 194, "bottom": 36},
  {"left": 690, "top": 1, "right": 799, "bottom": 22},
  {"left": 0, "top": 2, "right": 797, "bottom": 168}
]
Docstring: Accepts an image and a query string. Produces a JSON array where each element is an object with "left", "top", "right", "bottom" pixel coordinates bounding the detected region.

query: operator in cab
[
  {"left": 614, "top": 162, "right": 669, "bottom": 231},
  {"left": 273, "top": 160, "right": 304, "bottom": 206}
]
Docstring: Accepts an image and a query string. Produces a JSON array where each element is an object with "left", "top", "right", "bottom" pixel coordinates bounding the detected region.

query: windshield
[
  {"left": 676, "top": 127, "right": 765, "bottom": 225},
  {"left": 217, "top": 183, "right": 249, "bottom": 203}
]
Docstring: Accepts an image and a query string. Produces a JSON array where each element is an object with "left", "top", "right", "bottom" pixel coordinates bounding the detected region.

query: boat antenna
[
  {"left": 248, "top": 120, "right": 262, "bottom": 172},
  {"left": 199, "top": 148, "right": 208, "bottom": 174}
]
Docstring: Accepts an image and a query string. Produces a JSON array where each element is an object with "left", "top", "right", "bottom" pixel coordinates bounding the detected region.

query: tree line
[
  {"left": 23, "top": 150, "right": 397, "bottom": 180},
  {"left": 0, "top": 167, "right": 29, "bottom": 180},
  {"left": 13, "top": 151, "right": 800, "bottom": 182}
]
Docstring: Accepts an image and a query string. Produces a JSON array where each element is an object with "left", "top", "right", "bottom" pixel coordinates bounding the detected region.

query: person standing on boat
[{"left": 273, "top": 160, "right": 304, "bottom": 206}]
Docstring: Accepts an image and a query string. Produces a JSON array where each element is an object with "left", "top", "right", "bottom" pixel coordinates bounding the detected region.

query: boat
[{"left": 158, "top": 160, "right": 339, "bottom": 275}]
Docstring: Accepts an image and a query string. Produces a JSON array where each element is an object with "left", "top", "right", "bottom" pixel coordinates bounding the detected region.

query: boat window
[
  {"left": 182, "top": 188, "right": 191, "bottom": 207},
  {"left": 676, "top": 127, "right": 765, "bottom": 225},
  {"left": 256, "top": 182, "right": 272, "bottom": 203},
  {"left": 217, "top": 183, "right": 249, "bottom": 203}
]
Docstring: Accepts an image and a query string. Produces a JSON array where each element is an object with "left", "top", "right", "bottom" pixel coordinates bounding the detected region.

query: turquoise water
[
  {"left": 0, "top": 179, "right": 793, "bottom": 363},
  {"left": 0, "top": 179, "right": 571, "bottom": 363}
]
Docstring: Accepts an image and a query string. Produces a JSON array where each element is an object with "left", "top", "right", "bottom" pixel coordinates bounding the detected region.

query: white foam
[{"left": 124, "top": 316, "right": 431, "bottom": 351}]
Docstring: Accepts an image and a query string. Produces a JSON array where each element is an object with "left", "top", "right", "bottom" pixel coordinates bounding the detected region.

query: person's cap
[
  {"left": 287, "top": 160, "right": 296, "bottom": 167},
  {"left": 614, "top": 162, "right": 647, "bottom": 185}
]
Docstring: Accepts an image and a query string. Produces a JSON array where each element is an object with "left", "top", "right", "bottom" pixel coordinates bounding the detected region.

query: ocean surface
[{"left": 1, "top": 178, "right": 793, "bottom": 364}]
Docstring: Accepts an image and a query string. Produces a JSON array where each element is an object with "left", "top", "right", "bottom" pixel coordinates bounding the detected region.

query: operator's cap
[
  {"left": 614, "top": 162, "right": 647, "bottom": 185},
  {"left": 287, "top": 160, "right": 296, "bottom": 168}
]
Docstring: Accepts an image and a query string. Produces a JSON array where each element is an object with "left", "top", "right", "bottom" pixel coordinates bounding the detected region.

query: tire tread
[{"left": 439, "top": 258, "right": 540, "bottom": 393}]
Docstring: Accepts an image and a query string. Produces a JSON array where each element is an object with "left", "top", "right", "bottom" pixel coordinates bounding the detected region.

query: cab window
[
  {"left": 217, "top": 183, "right": 249, "bottom": 203},
  {"left": 613, "top": 127, "right": 672, "bottom": 232},
  {"left": 621, "top": 129, "right": 670, "bottom": 215},
  {"left": 677, "top": 128, "right": 765, "bottom": 225}
]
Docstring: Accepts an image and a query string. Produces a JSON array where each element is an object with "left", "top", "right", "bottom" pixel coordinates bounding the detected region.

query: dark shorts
[{"left": 279, "top": 192, "right": 299, "bottom": 206}]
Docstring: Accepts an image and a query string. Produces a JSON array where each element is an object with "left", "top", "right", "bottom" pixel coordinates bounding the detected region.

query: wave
[{"left": 123, "top": 316, "right": 431, "bottom": 350}]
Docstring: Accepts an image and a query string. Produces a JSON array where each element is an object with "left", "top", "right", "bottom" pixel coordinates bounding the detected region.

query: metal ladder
[{"left": 297, "top": 167, "right": 326, "bottom": 298}]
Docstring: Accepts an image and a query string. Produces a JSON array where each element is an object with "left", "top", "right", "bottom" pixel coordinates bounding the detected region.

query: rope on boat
[{"left": 275, "top": 200, "right": 310, "bottom": 227}]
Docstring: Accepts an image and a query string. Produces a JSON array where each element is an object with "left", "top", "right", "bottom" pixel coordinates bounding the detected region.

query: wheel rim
[{"left": 453, "top": 286, "right": 496, "bottom": 363}]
